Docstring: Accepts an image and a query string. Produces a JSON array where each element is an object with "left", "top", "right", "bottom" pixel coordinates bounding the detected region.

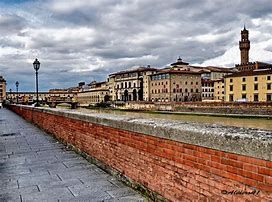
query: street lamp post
[
  {"left": 15, "top": 81, "right": 19, "bottom": 104},
  {"left": 33, "top": 58, "right": 40, "bottom": 107},
  {"left": 9, "top": 89, "right": 12, "bottom": 102}
]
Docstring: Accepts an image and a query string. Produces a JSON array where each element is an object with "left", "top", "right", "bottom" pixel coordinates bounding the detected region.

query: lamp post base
[{"left": 34, "top": 103, "right": 40, "bottom": 107}]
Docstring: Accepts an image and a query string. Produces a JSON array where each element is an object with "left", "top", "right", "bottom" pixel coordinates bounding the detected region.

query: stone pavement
[{"left": 0, "top": 109, "right": 147, "bottom": 202}]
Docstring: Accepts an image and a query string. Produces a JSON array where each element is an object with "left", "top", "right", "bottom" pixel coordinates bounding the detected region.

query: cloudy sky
[{"left": 1, "top": 0, "right": 272, "bottom": 91}]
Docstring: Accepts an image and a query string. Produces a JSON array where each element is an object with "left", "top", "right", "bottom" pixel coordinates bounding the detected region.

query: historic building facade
[
  {"left": 108, "top": 66, "right": 157, "bottom": 102},
  {"left": 214, "top": 79, "right": 225, "bottom": 101},
  {"left": 77, "top": 81, "right": 110, "bottom": 106},
  {"left": 149, "top": 69, "right": 202, "bottom": 102},
  {"left": 0, "top": 76, "right": 6, "bottom": 102},
  {"left": 201, "top": 79, "right": 214, "bottom": 101},
  {"left": 201, "top": 67, "right": 234, "bottom": 101},
  {"left": 225, "top": 69, "right": 272, "bottom": 102},
  {"left": 7, "top": 92, "right": 76, "bottom": 104}
]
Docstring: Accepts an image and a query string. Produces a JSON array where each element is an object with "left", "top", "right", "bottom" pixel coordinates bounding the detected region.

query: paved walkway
[{"left": 0, "top": 109, "right": 146, "bottom": 202}]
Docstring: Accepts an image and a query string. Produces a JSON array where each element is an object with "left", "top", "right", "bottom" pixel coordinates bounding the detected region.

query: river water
[{"left": 74, "top": 107, "right": 272, "bottom": 130}]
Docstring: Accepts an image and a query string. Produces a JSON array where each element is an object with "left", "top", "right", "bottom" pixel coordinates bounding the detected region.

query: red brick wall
[{"left": 10, "top": 106, "right": 272, "bottom": 201}]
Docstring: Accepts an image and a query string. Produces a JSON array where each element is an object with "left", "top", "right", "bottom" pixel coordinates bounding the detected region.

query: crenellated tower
[{"left": 239, "top": 26, "right": 250, "bottom": 65}]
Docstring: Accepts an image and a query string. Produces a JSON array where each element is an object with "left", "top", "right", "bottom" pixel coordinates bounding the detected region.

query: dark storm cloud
[
  {"left": 1, "top": 0, "right": 272, "bottom": 91},
  {"left": 0, "top": 14, "right": 27, "bottom": 35}
]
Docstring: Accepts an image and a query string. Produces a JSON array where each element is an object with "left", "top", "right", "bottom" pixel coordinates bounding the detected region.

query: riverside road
[{"left": 0, "top": 108, "right": 146, "bottom": 202}]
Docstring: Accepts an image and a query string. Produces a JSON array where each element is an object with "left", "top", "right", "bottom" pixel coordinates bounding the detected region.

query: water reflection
[{"left": 74, "top": 108, "right": 272, "bottom": 131}]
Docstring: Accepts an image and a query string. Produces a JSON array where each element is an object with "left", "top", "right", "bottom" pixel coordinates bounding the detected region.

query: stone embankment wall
[
  {"left": 9, "top": 105, "right": 272, "bottom": 201},
  {"left": 124, "top": 102, "right": 272, "bottom": 115}
]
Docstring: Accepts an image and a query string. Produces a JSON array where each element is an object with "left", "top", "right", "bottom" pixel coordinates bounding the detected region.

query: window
[
  {"left": 254, "top": 94, "right": 259, "bottom": 102},
  {"left": 254, "top": 84, "right": 258, "bottom": 91},
  {"left": 229, "top": 94, "right": 233, "bottom": 102},
  {"left": 185, "top": 89, "right": 188, "bottom": 93},
  {"left": 191, "top": 89, "right": 193, "bottom": 93},
  {"left": 230, "top": 85, "right": 233, "bottom": 91},
  {"left": 267, "top": 83, "right": 271, "bottom": 90},
  {"left": 173, "top": 88, "right": 176, "bottom": 93},
  {"left": 196, "top": 89, "right": 198, "bottom": 93},
  {"left": 267, "top": 94, "right": 272, "bottom": 101},
  {"left": 254, "top": 77, "right": 258, "bottom": 82},
  {"left": 242, "top": 78, "right": 246, "bottom": 82},
  {"left": 267, "top": 76, "right": 271, "bottom": 81},
  {"left": 242, "top": 94, "right": 247, "bottom": 99},
  {"left": 196, "top": 82, "right": 198, "bottom": 85},
  {"left": 230, "top": 79, "right": 233, "bottom": 83},
  {"left": 191, "top": 82, "right": 193, "bottom": 85},
  {"left": 242, "top": 84, "right": 246, "bottom": 91}
]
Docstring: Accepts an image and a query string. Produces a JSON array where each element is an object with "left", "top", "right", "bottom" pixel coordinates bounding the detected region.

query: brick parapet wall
[{"left": 9, "top": 105, "right": 272, "bottom": 201}]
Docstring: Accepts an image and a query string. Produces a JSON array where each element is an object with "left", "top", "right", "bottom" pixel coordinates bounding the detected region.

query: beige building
[
  {"left": 225, "top": 69, "right": 272, "bottom": 102},
  {"left": 108, "top": 66, "right": 157, "bottom": 102},
  {"left": 77, "top": 81, "right": 110, "bottom": 106},
  {"left": 149, "top": 69, "right": 202, "bottom": 102},
  {"left": 0, "top": 76, "right": 6, "bottom": 102},
  {"left": 214, "top": 78, "right": 225, "bottom": 101}
]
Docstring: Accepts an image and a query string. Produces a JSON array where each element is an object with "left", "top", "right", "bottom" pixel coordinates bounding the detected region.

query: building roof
[
  {"left": 109, "top": 66, "right": 157, "bottom": 76},
  {"left": 204, "top": 66, "right": 235, "bottom": 73},
  {"left": 225, "top": 69, "right": 272, "bottom": 78},
  {"left": 170, "top": 57, "right": 189, "bottom": 66},
  {"left": 201, "top": 79, "right": 215, "bottom": 84},
  {"left": 152, "top": 69, "right": 202, "bottom": 76}
]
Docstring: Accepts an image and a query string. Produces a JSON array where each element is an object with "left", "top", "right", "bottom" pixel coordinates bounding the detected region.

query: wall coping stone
[{"left": 16, "top": 105, "right": 272, "bottom": 161}]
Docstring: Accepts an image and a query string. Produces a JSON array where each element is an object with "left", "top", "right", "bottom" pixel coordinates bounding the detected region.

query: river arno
[{"left": 74, "top": 107, "right": 272, "bottom": 130}]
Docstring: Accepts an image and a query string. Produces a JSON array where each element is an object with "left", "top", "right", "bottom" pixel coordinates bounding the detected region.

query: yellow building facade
[
  {"left": 225, "top": 69, "right": 272, "bottom": 102},
  {"left": 214, "top": 79, "right": 225, "bottom": 101}
]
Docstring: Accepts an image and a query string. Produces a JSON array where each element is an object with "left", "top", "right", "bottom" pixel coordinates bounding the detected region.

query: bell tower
[{"left": 239, "top": 26, "right": 250, "bottom": 65}]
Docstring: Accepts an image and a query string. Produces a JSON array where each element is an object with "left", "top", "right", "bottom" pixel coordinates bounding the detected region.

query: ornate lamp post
[
  {"left": 15, "top": 81, "right": 19, "bottom": 104},
  {"left": 9, "top": 89, "right": 12, "bottom": 102},
  {"left": 33, "top": 58, "right": 40, "bottom": 107}
]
